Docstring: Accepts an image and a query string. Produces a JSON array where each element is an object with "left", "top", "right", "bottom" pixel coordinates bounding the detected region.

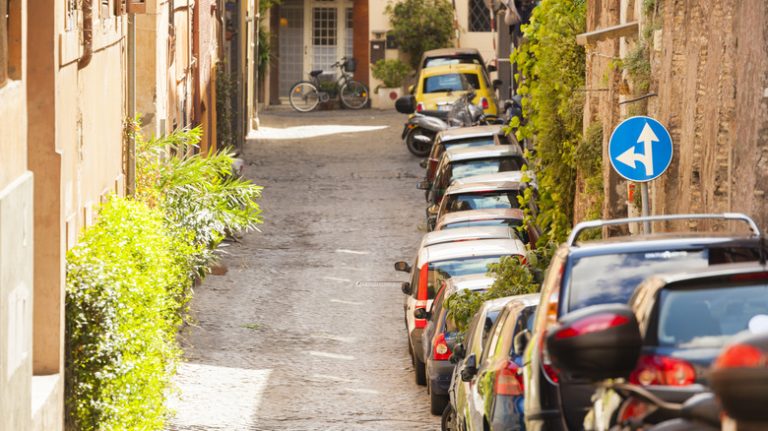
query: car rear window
[
  {"left": 444, "top": 218, "right": 523, "bottom": 230},
  {"left": 451, "top": 157, "right": 525, "bottom": 180},
  {"left": 443, "top": 136, "right": 496, "bottom": 150},
  {"left": 656, "top": 283, "right": 768, "bottom": 348},
  {"left": 444, "top": 191, "right": 522, "bottom": 213},
  {"left": 567, "top": 247, "right": 762, "bottom": 312},
  {"left": 424, "top": 57, "right": 482, "bottom": 68},
  {"left": 424, "top": 73, "right": 481, "bottom": 93}
]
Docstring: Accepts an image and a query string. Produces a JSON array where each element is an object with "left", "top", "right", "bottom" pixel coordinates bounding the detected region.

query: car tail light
[
  {"left": 714, "top": 344, "right": 765, "bottom": 368},
  {"left": 554, "top": 313, "right": 631, "bottom": 340},
  {"left": 480, "top": 97, "right": 489, "bottom": 110},
  {"left": 629, "top": 354, "right": 696, "bottom": 386},
  {"left": 542, "top": 363, "right": 560, "bottom": 384},
  {"left": 495, "top": 360, "right": 524, "bottom": 396},
  {"left": 416, "top": 102, "right": 425, "bottom": 112},
  {"left": 433, "top": 333, "right": 452, "bottom": 360},
  {"left": 617, "top": 397, "right": 651, "bottom": 424}
]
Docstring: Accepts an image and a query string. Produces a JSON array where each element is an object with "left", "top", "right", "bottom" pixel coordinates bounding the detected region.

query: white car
[{"left": 394, "top": 237, "right": 527, "bottom": 386}]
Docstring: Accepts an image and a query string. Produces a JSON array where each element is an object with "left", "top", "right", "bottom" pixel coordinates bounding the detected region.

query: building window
[
  {"left": 345, "top": 7, "right": 353, "bottom": 59},
  {"left": 468, "top": 0, "right": 491, "bottom": 32},
  {"left": 312, "top": 7, "right": 337, "bottom": 71}
]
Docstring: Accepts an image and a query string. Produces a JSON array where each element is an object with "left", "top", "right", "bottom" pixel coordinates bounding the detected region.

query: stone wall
[{"left": 646, "top": 0, "right": 768, "bottom": 233}]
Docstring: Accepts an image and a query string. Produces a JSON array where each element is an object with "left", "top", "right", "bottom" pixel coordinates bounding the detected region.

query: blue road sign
[{"left": 608, "top": 116, "right": 673, "bottom": 182}]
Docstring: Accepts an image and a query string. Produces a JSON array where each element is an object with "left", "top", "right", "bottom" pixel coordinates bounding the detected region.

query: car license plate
[{"left": 438, "top": 104, "right": 453, "bottom": 111}]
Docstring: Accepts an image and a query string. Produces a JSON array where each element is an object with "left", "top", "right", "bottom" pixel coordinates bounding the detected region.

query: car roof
[
  {"left": 445, "top": 171, "right": 528, "bottom": 195},
  {"left": 421, "top": 63, "right": 484, "bottom": 77},
  {"left": 445, "top": 145, "right": 523, "bottom": 162},
  {"left": 419, "top": 238, "right": 527, "bottom": 264},
  {"left": 420, "top": 226, "right": 516, "bottom": 248},
  {"left": 565, "top": 234, "right": 764, "bottom": 258},
  {"left": 443, "top": 274, "right": 497, "bottom": 296},
  {"left": 438, "top": 125, "right": 503, "bottom": 141},
  {"left": 422, "top": 47, "right": 482, "bottom": 59},
  {"left": 435, "top": 208, "right": 526, "bottom": 229},
  {"left": 501, "top": 293, "right": 541, "bottom": 309}
]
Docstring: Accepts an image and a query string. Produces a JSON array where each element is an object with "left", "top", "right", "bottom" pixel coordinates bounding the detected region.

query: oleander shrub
[
  {"left": 371, "top": 59, "right": 412, "bottom": 89},
  {"left": 65, "top": 198, "right": 199, "bottom": 430}
]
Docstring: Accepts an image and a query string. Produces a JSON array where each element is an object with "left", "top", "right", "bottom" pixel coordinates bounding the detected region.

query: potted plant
[{"left": 371, "top": 59, "right": 411, "bottom": 109}]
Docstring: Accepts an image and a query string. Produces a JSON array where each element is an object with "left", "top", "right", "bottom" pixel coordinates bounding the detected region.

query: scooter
[{"left": 396, "top": 91, "right": 488, "bottom": 157}]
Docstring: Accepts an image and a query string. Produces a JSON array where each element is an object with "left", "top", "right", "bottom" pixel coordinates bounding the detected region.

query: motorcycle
[{"left": 395, "top": 91, "right": 493, "bottom": 157}]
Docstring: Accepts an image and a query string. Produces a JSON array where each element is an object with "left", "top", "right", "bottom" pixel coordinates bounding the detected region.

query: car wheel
[
  {"left": 431, "top": 391, "right": 449, "bottom": 416},
  {"left": 415, "top": 356, "right": 427, "bottom": 386},
  {"left": 441, "top": 404, "right": 457, "bottom": 431}
]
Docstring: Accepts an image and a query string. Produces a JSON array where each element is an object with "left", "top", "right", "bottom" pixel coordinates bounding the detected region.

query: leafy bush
[
  {"left": 65, "top": 198, "right": 200, "bottom": 430},
  {"left": 135, "top": 125, "right": 263, "bottom": 275},
  {"left": 512, "top": 0, "right": 587, "bottom": 243},
  {"left": 371, "top": 59, "right": 412, "bottom": 88},
  {"left": 65, "top": 123, "right": 264, "bottom": 430},
  {"left": 445, "top": 243, "right": 556, "bottom": 333},
  {"left": 385, "top": 0, "right": 455, "bottom": 69}
]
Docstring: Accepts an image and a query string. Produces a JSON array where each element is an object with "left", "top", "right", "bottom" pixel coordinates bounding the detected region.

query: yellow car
[{"left": 413, "top": 63, "right": 498, "bottom": 116}]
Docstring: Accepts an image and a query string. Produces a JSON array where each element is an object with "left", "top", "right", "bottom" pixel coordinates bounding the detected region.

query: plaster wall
[{"left": 137, "top": 0, "right": 170, "bottom": 136}]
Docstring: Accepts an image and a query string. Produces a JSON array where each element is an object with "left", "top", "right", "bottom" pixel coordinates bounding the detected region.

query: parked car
[
  {"left": 423, "top": 126, "right": 518, "bottom": 182},
  {"left": 413, "top": 64, "right": 498, "bottom": 116},
  {"left": 445, "top": 296, "right": 518, "bottom": 430},
  {"left": 521, "top": 213, "right": 765, "bottom": 431},
  {"left": 428, "top": 171, "right": 536, "bottom": 231},
  {"left": 453, "top": 294, "right": 539, "bottom": 431},
  {"left": 419, "top": 226, "right": 521, "bottom": 249},
  {"left": 395, "top": 238, "right": 528, "bottom": 386},
  {"left": 583, "top": 262, "right": 768, "bottom": 430},
  {"left": 435, "top": 208, "right": 540, "bottom": 247},
  {"left": 422, "top": 275, "right": 498, "bottom": 414},
  {"left": 419, "top": 145, "right": 527, "bottom": 206}
]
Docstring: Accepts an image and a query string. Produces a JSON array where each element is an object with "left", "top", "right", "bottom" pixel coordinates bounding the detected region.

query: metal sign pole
[{"left": 641, "top": 182, "right": 651, "bottom": 234}]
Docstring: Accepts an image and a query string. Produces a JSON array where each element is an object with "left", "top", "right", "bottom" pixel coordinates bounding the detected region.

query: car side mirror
[
  {"left": 427, "top": 205, "right": 439, "bottom": 216},
  {"left": 419, "top": 159, "right": 428, "bottom": 169},
  {"left": 461, "top": 353, "right": 478, "bottom": 381},
  {"left": 514, "top": 329, "right": 531, "bottom": 355},
  {"left": 401, "top": 282, "right": 412, "bottom": 295},
  {"left": 414, "top": 307, "right": 431, "bottom": 320},
  {"left": 452, "top": 343, "right": 466, "bottom": 362},
  {"left": 395, "top": 95, "right": 416, "bottom": 114},
  {"left": 408, "top": 84, "right": 415, "bottom": 94},
  {"left": 417, "top": 180, "right": 431, "bottom": 190},
  {"left": 546, "top": 304, "right": 642, "bottom": 382},
  {"left": 492, "top": 79, "right": 503, "bottom": 90},
  {"left": 394, "top": 261, "right": 411, "bottom": 273}
]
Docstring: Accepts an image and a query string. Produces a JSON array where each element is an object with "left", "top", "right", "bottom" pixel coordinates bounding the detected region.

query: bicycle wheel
[
  {"left": 340, "top": 80, "right": 369, "bottom": 109},
  {"left": 289, "top": 81, "right": 320, "bottom": 112}
]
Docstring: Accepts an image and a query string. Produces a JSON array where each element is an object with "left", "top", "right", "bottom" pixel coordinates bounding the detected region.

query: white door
[{"left": 308, "top": 0, "right": 354, "bottom": 74}]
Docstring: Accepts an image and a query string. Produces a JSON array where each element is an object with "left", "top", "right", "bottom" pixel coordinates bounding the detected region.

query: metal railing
[{"left": 567, "top": 213, "right": 762, "bottom": 247}]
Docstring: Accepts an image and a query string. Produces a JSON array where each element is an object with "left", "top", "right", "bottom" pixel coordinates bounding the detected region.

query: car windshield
[
  {"left": 451, "top": 157, "right": 525, "bottom": 180},
  {"left": 567, "top": 247, "right": 762, "bottom": 312},
  {"left": 424, "top": 73, "right": 480, "bottom": 93},
  {"left": 657, "top": 283, "right": 768, "bottom": 348},
  {"left": 443, "top": 136, "right": 495, "bottom": 150},
  {"left": 443, "top": 191, "right": 522, "bottom": 213}
]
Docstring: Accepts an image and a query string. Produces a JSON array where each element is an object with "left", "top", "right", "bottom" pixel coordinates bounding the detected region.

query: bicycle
[{"left": 288, "top": 57, "right": 369, "bottom": 112}]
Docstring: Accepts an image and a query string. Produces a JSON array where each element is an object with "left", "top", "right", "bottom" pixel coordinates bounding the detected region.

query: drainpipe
[
  {"left": 127, "top": 11, "right": 137, "bottom": 195},
  {"left": 78, "top": 0, "right": 94, "bottom": 69}
]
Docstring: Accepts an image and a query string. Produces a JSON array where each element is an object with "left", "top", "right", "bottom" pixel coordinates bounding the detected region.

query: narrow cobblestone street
[{"left": 168, "top": 108, "right": 440, "bottom": 430}]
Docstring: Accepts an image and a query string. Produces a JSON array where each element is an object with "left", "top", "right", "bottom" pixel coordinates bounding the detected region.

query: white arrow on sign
[{"left": 616, "top": 122, "right": 658, "bottom": 176}]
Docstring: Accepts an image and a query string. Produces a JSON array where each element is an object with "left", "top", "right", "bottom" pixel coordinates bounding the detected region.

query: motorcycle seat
[
  {"left": 419, "top": 110, "right": 450, "bottom": 120},
  {"left": 309, "top": 70, "right": 323, "bottom": 78}
]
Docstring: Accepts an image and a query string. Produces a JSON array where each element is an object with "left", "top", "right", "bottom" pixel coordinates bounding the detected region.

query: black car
[
  {"left": 454, "top": 293, "right": 539, "bottom": 431},
  {"left": 521, "top": 213, "right": 765, "bottom": 431},
  {"left": 584, "top": 263, "right": 768, "bottom": 430},
  {"left": 422, "top": 274, "right": 497, "bottom": 415}
]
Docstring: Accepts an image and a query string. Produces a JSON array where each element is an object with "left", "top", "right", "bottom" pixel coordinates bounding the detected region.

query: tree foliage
[
  {"left": 385, "top": 0, "right": 455, "bottom": 69},
  {"left": 512, "top": 0, "right": 587, "bottom": 243}
]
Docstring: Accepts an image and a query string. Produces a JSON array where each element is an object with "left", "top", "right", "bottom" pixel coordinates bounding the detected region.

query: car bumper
[
  {"left": 427, "top": 359, "right": 455, "bottom": 395},
  {"left": 409, "top": 328, "right": 425, "bottom": 362}
]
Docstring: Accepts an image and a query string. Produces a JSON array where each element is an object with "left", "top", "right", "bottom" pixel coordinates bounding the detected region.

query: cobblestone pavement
[{"left": 167, "top": 108, "right": 440, "bottom": 430}]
